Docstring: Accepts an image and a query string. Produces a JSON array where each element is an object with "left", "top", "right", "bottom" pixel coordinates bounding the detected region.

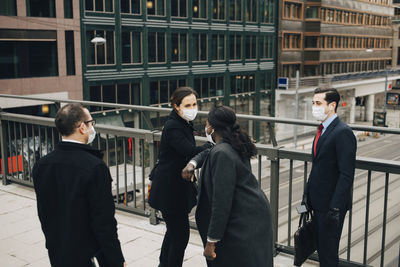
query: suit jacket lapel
[{"left": 314, "top": 117, "right": 340, "bottom": 159}]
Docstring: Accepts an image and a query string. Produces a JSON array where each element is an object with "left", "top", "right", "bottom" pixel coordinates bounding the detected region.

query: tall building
[
  {"left": 276, "top": 0, "right": 396, "bottom": 139},
  {"left": 81, "top": 0, "right": 277, "bottom": 138},
  {"left": 0, "top": 0, "right": 82, "bottom": 115}
]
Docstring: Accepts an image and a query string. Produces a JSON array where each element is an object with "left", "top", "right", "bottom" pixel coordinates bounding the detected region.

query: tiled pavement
[{"left": 0, "top": 183, "right": 318, "bottom": 267}]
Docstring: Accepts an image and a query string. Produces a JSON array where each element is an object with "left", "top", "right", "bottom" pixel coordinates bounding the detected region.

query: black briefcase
[{"left": 294, "top": 211, "right": 317, "bottom": 266}]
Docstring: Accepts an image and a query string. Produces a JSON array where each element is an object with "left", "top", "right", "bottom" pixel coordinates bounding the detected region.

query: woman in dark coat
[
  {"left": 183, "top": 106, "right": 273, "bottom": 267},
  {"left": 148, "top": 87, "right": 211, "bottom": 267}
]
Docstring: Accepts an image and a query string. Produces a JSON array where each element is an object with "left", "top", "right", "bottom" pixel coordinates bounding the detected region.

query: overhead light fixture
[
  {"left": 91, "top": 36, "right": 106, "bottom": 45},
  {"left": 193, "top": 6, "right": 198, "bottom": 13},
  {"left": 147, "top": 1, "right": 153, "bottom": 9}
]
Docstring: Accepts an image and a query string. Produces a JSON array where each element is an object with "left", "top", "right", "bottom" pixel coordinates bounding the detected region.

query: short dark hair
[
  {"left": 170, "top": 87, "right": 198, "bottom": 109},
  {"left": 314, "top": 87, "right": 340, "bottom": 112},
  {"left": 55, "top": 103, "right": 88, "bottom": 136}
]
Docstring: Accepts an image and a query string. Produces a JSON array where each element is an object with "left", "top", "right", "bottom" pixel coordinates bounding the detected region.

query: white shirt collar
[{"left": 62, "top": 139, "right": 84, "bottom": 144}]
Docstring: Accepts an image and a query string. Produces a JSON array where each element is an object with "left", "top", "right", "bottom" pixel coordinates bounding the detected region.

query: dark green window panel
[
  {"left": 121, "top": 0, "right": 141, "bottom": 14},
  {"left": 211, "top": 34, "right": 225, "bottom": 61},
  {"left": 171, "top": 33, "right": 187, "bottom": 62},
  {"left": 85, "top": 0, "right": 113, "bottom": 12},
  {"left": 0, "top": 0, "right": 16, "bottom": 16},
  {"left": 193, "top": 33, "right": 207, "bottom": 62},
  {"left": 171, "top": 0, "right": 187, "bottom": 17},
  {"left": 229, "top": 0, "right": 242, "bottom": 21},
  {"left": 86, "top": 30, "right": 115, "bottom": 65},
  {"left": 64, "top": 0, "right": 73, "bottom": 18},
  {"left": 193, "top": 0, "right": 206, "bottom": 19},
  {"left": 212, "top": 0, "right": 225, "bottom": 20},
  {"left": 148, "top": 32, "right": 165, "bottom": 63},
  {"left": 122, "top": 31, "right": 142, "bottom": 64},
  {"left": 229, "top": 34, "right": 242, "bottom": 60},
  {"left": 147, "top": 0, "right": 165, "bottom": 16},
  {"left": 246, "top": 0, "right": 257, "bottom": 22}
]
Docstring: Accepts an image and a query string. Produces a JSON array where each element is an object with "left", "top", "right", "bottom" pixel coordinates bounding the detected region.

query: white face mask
[
  {"left": 87, "top": 125, "right": 96, "bottom": 144},
  {"left": 312, "top": 106, "right": 328, "bottom": 121},
  {"left": 181, "top": 108, "right": 198, "bottom": 121},
  {"left": 205, "top": 126, "right": 215, "bottom": 144}
]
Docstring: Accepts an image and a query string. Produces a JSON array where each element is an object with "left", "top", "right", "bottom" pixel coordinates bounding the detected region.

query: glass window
[
  {"left": 305, "top": 36, "right": 318, "bottom": 48},
  {"left": 211, "top": 34, "right": 225, "bottom": 61},
  {"left": 27, "top": 0, "right": 56, "bottom": 17},
  {"left": 261, "top": 35, "right": 273, "bottom": 59},
  {"left": 246, "top": 0, "right": 257, "bottom": 22},
  {"left": 171, "top": 0, "right": 186, "bottom": 17},
  {"left": 283, "top": 33, "right": 301, "bottom": 49},
  {"left": 64, "top": 0, "right": 73, "bottom": 18},
  {"left": 193, "top": 0, "right": 207, "bottom": 19},
  {"left": 213, "top": 0, "right": 225, "bottom": 20},
  {"left": 65, "top": 31, "right": 75, "bottom": 75},
  {"left": 229, "top": 0, "right": 242, "bottom": 21},
  {"left": 0, "top": 40, "right": 58, "bottom": 79},
  {"left": 0, "top": 0, "right": 16, "bottom": 16},
  {"left": 245, "top": 35, "right": 257, "bottom": 59},
  {"left": 122, "top": 30, "right": 141, "bottom": 64},
  {"left": 150, "top": 79, "right": 186, "bottom": 105},
  {"left": 147, "top": 0, "right": 165, "bottom": 16},
  {"left": 121, "top": 0, "right": 141, "bottom": 14},
  {"left": 148, "top": 32, "right": 165, "bottom": 63},
  {"left": 305, "top": 6, "right": 319, "bottom": 19},
  {"left": 230, "top": 34, "right": 242, "bottom": 60},
  {"left": 261, "top": 0, "right": 274, "bottom": 23},
  {"left": 171, "top": 33, "right": 187, "bottom": 62},
  {"left": 193, "top": 33, "right": 207, "bottom": 62},
  {"left": 86, "top": 30, "right": 115, "bottom": 65},
  {"left": 85, "top": 0, "right": 113, "bottom": 12}
]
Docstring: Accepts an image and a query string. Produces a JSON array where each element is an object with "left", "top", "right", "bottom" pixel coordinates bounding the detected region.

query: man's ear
[{"left": 77, "top": 122, "right": 86, "bottom": 134}]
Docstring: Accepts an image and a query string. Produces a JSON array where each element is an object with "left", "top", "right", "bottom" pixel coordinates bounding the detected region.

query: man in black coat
[
  {"left": 303, "top": 88, "right": 357, "bottom": 267},
  {"left": 32, "top": 103, "right": 125, "bottom": 267}
]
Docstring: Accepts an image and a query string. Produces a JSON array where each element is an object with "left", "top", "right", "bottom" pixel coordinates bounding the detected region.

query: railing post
[
  {"left": 268, "top": 147, "right": 280, "bottom": 255},
  {"left": 147, "top": 131, "right": 159, "bottom": 225},
  {"left": 0, "top": 111, "right": 9, "bottom": 185}
]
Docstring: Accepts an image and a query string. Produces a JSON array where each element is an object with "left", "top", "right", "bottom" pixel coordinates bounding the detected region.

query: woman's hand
[
  {"left": 182, "top": 163, "right": 195, "bottom": 182},
  {"left": 203, "top": 242, "right": 216, "bottom": 261}
]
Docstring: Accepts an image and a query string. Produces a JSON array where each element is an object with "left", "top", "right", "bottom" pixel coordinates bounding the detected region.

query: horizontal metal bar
[{"left": 1, "top": 94, "right": 400, "bottom": 134}]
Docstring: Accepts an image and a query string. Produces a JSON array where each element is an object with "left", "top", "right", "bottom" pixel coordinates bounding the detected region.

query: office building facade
[
  {"left": 0, "top": 0, "right": 82, "bottom": 113},
  {"left": 276, "top": 0, "right": 395, "bottom": 140},
  {"left": 80, "top": 0, "right": 277, "bottom": 136}
]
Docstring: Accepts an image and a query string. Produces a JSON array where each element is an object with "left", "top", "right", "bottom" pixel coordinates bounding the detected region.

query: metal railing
[{"left": 1, "top": 95, "right": 400, "bottom": 266}]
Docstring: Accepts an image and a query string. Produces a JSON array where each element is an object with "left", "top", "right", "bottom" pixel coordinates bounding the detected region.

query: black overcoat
[
  {"left": 194, "top": 141, "right": 274, "bottom": 267},
  {"left": 32, "top": 142, "right": 124, "bottom": 267},
  {"left": 148, "top": 110, "right": 211, "bottom": 214},
  {"left": 305, "top": 117, "right": 357, "bottom": 212}
]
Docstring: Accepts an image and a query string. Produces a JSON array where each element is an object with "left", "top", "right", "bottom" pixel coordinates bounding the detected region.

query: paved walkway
[{"left": 0, "top": 183, "right": 318, "bottom": 267}]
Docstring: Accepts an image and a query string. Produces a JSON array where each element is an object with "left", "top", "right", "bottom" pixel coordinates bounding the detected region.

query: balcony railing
[{"left": 1, "top": 95, "right": 399, "bottom": 267}]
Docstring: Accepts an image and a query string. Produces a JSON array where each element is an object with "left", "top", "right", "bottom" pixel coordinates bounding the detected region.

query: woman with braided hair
[{"left": 182, "top": 106, "right": 273, "bottom": 267}]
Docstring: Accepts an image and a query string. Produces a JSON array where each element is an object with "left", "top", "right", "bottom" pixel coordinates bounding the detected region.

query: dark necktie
[{"left": 313, "top": 124, "right": 324, "bottom": 156}]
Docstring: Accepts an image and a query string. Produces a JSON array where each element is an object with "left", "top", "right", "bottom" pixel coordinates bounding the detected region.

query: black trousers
[
  {"left": 314, "top": 210, "right": 347, "bottom": 267},
  {"left": 159, "top": 211, "right": 190, "bottom": 267}
]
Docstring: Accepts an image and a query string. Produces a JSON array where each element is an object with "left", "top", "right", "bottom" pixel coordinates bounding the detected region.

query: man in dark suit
[
  {"left": 33, "top": 103, "right": 126, "bottom": 267},
  {"left": 302, "top": 88, "right": 357, "bottom": 267}
]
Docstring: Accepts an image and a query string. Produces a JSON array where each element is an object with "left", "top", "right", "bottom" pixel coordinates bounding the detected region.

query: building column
[
  {"left": 349, "top": 97, "right": 356, "bottom": 124},
  {"left": 366, "top": 94, "right": 375, "bottom": 121}
]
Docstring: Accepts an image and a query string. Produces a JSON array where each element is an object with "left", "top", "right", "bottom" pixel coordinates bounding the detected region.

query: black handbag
[{"left": 294, "top": 211, "right": 317, "bottom": 266}]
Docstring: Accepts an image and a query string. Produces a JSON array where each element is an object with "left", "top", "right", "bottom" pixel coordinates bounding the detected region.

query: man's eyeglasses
[{"left": 84, "top": 119, "right": 96, "bottom": 126}]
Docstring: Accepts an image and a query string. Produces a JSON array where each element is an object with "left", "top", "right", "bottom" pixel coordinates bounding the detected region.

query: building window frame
[
  {"left": 171, "top": 0, "right": 187, "bottom": 18},
  {"left": 212, "top": 0, "right": 225, "bottom": 21},
  {"left": 147, "top": 0, "right": 166, "bottom": 17},
  {"left": 85, "top": 0, "right": 114, "bottom": 13},
  {"left": 148, "top": 31, "right": 166, "bottom": 64},
  {"left": 283, "top": 0, "right": 303, "bottom": 20},
  {"left": 193, "top": 32, "right": 208, "bottom": 62},
  {"left": 229, "top": 0, "right": 242, "bottom": 22},
  {"left": 86, "top": 30, "right": 115, "bottom": 65},
  {"left": 120, "top": 0, "right": 141, "bottom": 15},
  {"left": 229, "top": 34, "right": 242, "bottom": 61},
  {"left": 171, "top": 32, "right": 188, "bottom": 62},
  {"left": 282, "top": 32, "right": 302, "bottom": 50},
  {"left": 192, "top": 0, "right": 207, "bottom": 20},
  {"left": 211, "top": 33, "right": 225, "bottom": 62},
  {"left": 121, "top": 30, "right": 142, "bottom": 64}
]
